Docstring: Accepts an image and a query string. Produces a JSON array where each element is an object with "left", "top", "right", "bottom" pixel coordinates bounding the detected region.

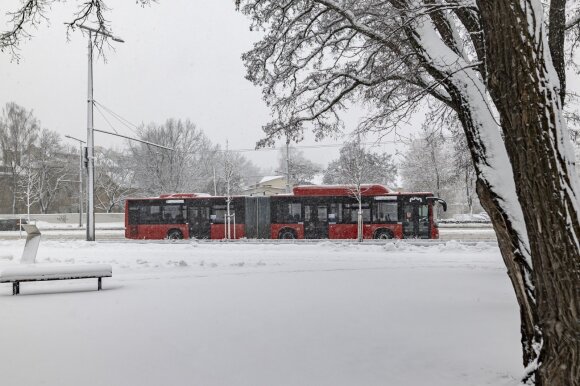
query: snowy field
[{"left": 0, "top": 240, "right": 522, "bottom": 386}]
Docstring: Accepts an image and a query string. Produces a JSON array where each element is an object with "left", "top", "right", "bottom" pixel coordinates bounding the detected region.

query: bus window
[
  {"left": 329, "top": 203, "right": 342, "bottom": 223},
  {"left": 274, "top": 202, "right": 302, "bottom": 223},
  {"left": 374, "top": 202, "right": 398, "bottom": 223},
  {"left": 318, "top": 205, "right": 328, "bottom": 221},
  {"left": 128, "top": 203, "right": 140, "bottom": 225},
  {"left": 162, "top": 204, "right": 185, "bottom": 224},
  {"left": 343, "top": 203, "right": 370, "bottom": 223},
  {"left": 212, "top": 204, "right": 235, "bottom": 224},
  {"left": 418, "top": 204, "right": 429, "bottom": 222},
  {"left": 140, "top": 205, "right": 161, "bottom": 224},
  {"left": 212, "top": 205, "right": 226, "bottom": 223},
  {"left": 362, "top": 204, "right": 371, "bottom": 222}
]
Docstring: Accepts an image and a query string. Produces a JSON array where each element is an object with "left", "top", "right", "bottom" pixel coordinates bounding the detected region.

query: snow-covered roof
[{"left": 259, "top": 175, "right": 285, "bottom": 184}]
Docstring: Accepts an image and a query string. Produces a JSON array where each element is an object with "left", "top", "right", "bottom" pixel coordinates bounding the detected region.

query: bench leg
[
  {"left": 98, "top": 277, "right": 102, "bottom": 291},
  {"left": 13, "top": 281, "right": 19, "bottom": 295}
]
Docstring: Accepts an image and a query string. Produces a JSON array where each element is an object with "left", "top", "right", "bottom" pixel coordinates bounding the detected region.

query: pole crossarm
[
  {"left": 93, "top": 128, "right": 175, "bottom": 151},
  {"left": 64, "top": 135, "right": 86, "bottom": 144},
  {"left": 73, "top": 24, "right": 125, "bottom": 43}
]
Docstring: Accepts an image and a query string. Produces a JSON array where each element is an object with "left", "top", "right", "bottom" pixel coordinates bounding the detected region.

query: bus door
[
  {"left": 402, "top": 197, "right": 429, "bottom": 239},
  {"left": 188, "top": 205, "right": 211, "bottom": 239},
  {"left": 303, "top": 204, "right": 328, "bottom": 239}
]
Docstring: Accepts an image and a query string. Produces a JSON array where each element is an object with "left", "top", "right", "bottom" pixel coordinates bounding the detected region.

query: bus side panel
[
  {"left": 328, "top": 224, "right": 357, "bottom": 239},
  {"left": 126, "top": 225, "right": 136, "bottom": 239},
  {"left": 430, "top": 204, "right": 439, "bottom": 239},
  {"left": 129, "top": 224, "right": 189, "bottom": 240},
  {"left": 328, "top": 224, "right": 403, "bottom": 239},
  {"left": 431, "top": 225, "right": 440, "bottom": 239},
  {"left": 210, "top": 224, "right": 245, "bottom": 239},
  {"left": 125, "top": 203, "right": 130, "bottom": 238},
  {"left": 366, "top": 224, "right": 403, "bottom": 239},
  {"left": 270, "top": 224, "right": 304, "bottom": 239}
]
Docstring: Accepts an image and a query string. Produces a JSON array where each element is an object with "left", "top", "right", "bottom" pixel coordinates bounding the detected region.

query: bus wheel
[
  {"left": 167, "top": 229, "right": 183, "bottom": 240},
  {"left": 374, "top": 229, "right": 393, "bottom": 240},
  {"left": 279, "top": 229, "right": 296, "bottom": 239}
]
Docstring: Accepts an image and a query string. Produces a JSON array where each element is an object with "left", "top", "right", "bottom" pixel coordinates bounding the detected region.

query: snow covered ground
[{"left": 0, "top": 239, "right": 522, "bottom": 386}]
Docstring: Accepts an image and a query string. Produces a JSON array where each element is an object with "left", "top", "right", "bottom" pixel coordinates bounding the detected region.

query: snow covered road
[{"left": 0, "top": 241, "right": 520, "bottom": 386}]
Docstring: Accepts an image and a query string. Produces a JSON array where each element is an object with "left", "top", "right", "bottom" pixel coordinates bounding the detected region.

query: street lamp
[
  {"left": 74, "top": 24, "right": 124, "bottom": 241},
  {"left": 64, "top": 135, "right": 86, "bottom": 228}
]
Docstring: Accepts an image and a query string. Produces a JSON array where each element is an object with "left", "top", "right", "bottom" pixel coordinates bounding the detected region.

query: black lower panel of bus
[
  {"left": 244, "top": 197, "right": 271, "bottom": 239},
  {"left": 188, "top": 206, "right": 211, "bottom": 239},
  {"left": 303, "top": 204, "right": 329, "bottom": 239}
]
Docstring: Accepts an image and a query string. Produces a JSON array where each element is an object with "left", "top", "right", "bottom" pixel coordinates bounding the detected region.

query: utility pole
[
  {"left": 64, "top": 135, "right": 85, "bottom": 228},
  {"left": 74, "top": 25, "right": 124, "bottom": 241},
  {"left": 285, "top": 138, "right": 291, "bottom": 193},
  {"left": 225, "top": 140, "right": 232, "bottom": 240}
]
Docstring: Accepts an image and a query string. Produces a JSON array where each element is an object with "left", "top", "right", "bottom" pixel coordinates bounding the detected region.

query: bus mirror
[{"left": 427, "top": 197, "right": 447, "bottom": 212}]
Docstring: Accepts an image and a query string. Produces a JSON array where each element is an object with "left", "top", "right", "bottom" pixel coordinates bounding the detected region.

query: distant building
[{"left": 242, "top": 175, "right": 288, "bottom": 196}]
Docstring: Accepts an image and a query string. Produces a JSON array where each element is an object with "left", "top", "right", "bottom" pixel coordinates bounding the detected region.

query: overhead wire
[
  {"left": 91, "top": 100, "right": 413, "bottom": 154},
  {"left": 93, "top": 103, "right": 119, "bottom": 134}
]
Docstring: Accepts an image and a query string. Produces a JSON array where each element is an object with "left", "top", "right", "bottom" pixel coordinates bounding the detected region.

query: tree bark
[
  {"left": 477, "top": 2, "right": 580, "bottom": 385},
  {"left": 403, "top": 13, "right": 542, "bottom": 375},
  {"left": 451, "top": 93, "right": 540, "bottom": 370}
]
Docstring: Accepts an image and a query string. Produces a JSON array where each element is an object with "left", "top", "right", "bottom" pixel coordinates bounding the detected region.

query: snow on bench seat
[{"left": 0, "top": 264, "right": 112, "bottom": 295}]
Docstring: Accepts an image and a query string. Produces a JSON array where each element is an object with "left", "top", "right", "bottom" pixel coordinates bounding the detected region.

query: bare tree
[
  {"left": 129, "top": 119, "right": 213, "bottom": 195},
  {"left": 94, "top": 148, "right": 135, "bottom": 213},
  {"left": 17, "top": 161, "right": 40, "bottom": 221},
  {"left": 277, "top": 145, "right": 322, "bottom": 186},
  {"left": 399, "top": 132, "right": 455, "bottom": 194},
  {"left": 237, "top": 1, "right": 580, "bottom": 384},
  {"left": 34, "top": 129, "right": 70, "bottom": 214},
  {"left": 0, "top": 0, "right": 152, "bottom": 60},
  {"left": 211, "top": 149, "right": 260, "bottom": 196},
  {"left": 0, "top": 102, "right": 39, "bottom": 214},
  {"left": 324, "top": 142, "right": 397, "bottom": 187},
  {"left": 223, "top": 143, "right": 235, "bottom": 239},
  {"left": 450, "top": 127, "right": 478, "bottom": 216},
  {"left": 323, "top": 139, "right": 392, "bottom": 241}
]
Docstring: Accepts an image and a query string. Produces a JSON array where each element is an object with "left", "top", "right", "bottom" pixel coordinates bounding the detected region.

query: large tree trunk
[
  {"left": 405, "top": 15, "right": 542, "bottom": 377},
  {"left": 477, "top": 2, "right": 580, "bottom": 385},
  {"left": 452, "top": 96, "right": 540, "bottom": 372}
]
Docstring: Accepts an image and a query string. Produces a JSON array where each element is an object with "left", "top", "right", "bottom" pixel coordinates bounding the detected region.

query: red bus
[{"left": 125, "top": 185, "right": 446, "bottom": 240}]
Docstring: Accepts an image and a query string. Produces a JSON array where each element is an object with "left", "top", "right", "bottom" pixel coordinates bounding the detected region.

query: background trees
[
  {"left": 128, "top": 119, "right": 215, "bottom": 195},
  {"left": 94, "top": 148, "right": 135, "bottom": 213},
  {"left": 324, "top": 141, "right": 397, "bottom": 187},
  {"left": 34, "top": 129, "right": 69, "bottom": 214},
  {"left": 212, "top": 149, "right": 261, "bottom": 196},
  {"left": 276, "top": 145, "right": 322, "bottom": 186},
  {"left": 0, "top": 102, "right": 39, "bottom": 214},
  {"left": 399, "top": 129, "right": 479, "bottom": 217},
  {"left": 128, "top": 119, "right": 261, "bottom": 197},
  {"left": 0, "top": 109, "right": 265, "bottom": 214}
]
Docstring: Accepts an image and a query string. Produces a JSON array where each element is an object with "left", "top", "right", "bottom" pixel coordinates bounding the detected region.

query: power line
[
  {"left": 91, "top": 101, "right": 409, "bottom": 154},
  {"left": 93, "top": 100, "right": 141, "bottom": 136},
  {"left": 94, "top": 103, "right": 119, "bottom": 134}
]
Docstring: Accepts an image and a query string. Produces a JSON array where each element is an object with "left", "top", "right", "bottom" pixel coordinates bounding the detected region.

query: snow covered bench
[{"left": 0, "top": 264, "right": 112, "bottom": 295}]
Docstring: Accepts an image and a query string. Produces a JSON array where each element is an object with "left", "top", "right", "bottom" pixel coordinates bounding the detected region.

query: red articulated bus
[{"left": 125, "top": 185, "right": 447, "bottom": 240}]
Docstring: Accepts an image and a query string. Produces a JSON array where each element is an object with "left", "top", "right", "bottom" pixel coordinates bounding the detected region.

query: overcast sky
[{"left": 0, "top": 1, "right": 418, "bottom": 169}]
